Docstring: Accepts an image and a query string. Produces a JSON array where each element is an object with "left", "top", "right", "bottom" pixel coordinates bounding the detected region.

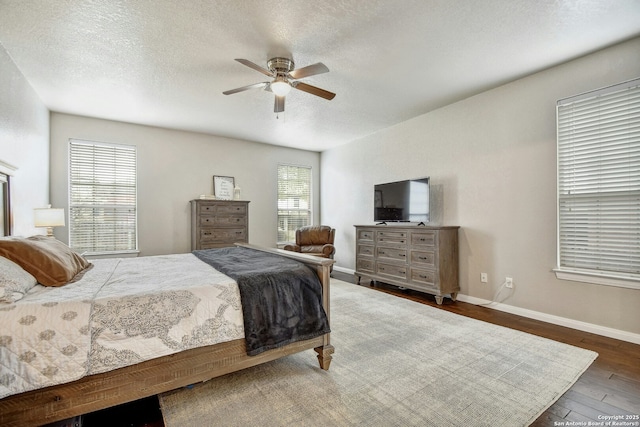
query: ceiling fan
[{"left": 222, "top": 57, "right": 336, "bottom": 113}]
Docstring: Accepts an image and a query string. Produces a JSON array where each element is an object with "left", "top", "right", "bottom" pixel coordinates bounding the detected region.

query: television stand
[{"left": 354, "top": 224, "right": 460, "bottom": 304}]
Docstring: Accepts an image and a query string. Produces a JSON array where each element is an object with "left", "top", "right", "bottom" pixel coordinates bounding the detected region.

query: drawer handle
[
  {"left": 204, "top": 232, "right": 211, "bottom": 236},
  {"left": 419, "top": 275, "right": 428, "bottom": 279},
  {"left": 235, "top": 231, "right": 242, "bottom": 234},
  {"left": 419, "top": 256, "right": 427, "bottom": 260},
  {"left": 400, "top": 254, "right": 406, "bottom": 257},
  {"left": 379, "top": 267, "right": 385, "bottom": 271},
  {"left": 379, "top": 251, "right": 385, "bottom": 255}
]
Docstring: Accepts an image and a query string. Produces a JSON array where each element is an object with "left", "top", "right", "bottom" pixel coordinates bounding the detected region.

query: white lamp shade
[
  {"left": 34, "top": 208, "right": 65, "bottom": 227},
  {"left": 270, "top": 78, "right": 291, "bottom": 96}
]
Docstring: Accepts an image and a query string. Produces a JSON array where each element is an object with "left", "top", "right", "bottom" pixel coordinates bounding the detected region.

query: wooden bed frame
[{"left": 0, "top": 244, "right": 335, "bottom": 427}]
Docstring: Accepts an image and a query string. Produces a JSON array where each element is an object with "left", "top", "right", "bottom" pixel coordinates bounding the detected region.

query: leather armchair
[{"left": 283, "top": 225, "right": 336, "bottom": 259}]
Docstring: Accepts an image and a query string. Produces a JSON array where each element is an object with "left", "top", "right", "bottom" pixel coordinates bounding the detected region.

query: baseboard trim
[
  {"left": 334, "top": 266, "right": 640, "bottom": 345},
  {"left": 332, "top": 265, "right": 353, "bottom": 275},
  {"left": 456, "top": 294, "right": 640, "bottom": 345}
]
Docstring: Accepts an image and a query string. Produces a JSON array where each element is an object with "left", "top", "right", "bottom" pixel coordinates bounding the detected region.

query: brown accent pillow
[{"left": 0, "top": 236, "right": 92, "bottom": 287}]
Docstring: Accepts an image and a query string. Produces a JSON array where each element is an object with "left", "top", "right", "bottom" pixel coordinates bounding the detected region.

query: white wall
[
  {"left": 320, "top": 37, "right": 640, "bottom": 336},
  {"left": 0, "top": 45, "right": 49, "bottom": 236},
  {"left": 50, "top": 113, "right": 320, "bottom": 255}
]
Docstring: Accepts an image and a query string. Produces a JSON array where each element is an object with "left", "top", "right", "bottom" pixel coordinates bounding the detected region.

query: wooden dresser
[
  {"left": 354, "top": 225, "right": 459, "bottom": 304},
  {"left": 190, "top": 200, "right": 249, "bottom": 250}
]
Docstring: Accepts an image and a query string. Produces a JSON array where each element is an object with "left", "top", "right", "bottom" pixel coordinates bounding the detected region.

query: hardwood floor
[
  {"left": 333, "top": 271, "right": 640, "bottom": 426},
  {"left": 74, "top": 272, "right": 640, "bottom": 427}
]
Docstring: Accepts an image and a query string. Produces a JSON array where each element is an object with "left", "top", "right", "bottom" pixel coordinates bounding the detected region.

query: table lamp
[{"left": 34, "top": 205, "right": 65, "bottom": 237}]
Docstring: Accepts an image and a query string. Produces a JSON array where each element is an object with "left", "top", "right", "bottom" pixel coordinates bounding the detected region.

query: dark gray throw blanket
[{"left": 193, "top": 246, "right": 330, "bottom": 356}]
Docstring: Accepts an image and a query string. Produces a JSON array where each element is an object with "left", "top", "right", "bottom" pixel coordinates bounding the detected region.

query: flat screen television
[{"left": 374, "top": 177, "right": 430, "bottom": 224}]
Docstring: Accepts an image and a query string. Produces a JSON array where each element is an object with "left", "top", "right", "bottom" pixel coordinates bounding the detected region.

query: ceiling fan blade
[
  {"left": 235, "top": 59, "right": 274, "bottom": 77},
  {"left": 222, "top": 82, "right": 269, "bottom": 95},
  {"left": 292, "top": 81, "right": 336, "bottom": 100},
  {"left": 289, "top": 62, "right": 329, "bottom": 79},
  {"left": 274, "top": 95, "right": 285, "bottom": 113}
]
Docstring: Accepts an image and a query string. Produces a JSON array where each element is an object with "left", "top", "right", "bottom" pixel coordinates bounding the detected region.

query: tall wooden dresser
[
  {"left": 354, "top": 225, "right": 459, "bottom": 304},
  {"left": 190, "top": 199, "right": 249, "bottom": 250}
]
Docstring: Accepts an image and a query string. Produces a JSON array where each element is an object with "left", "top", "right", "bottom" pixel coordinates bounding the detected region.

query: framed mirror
[{"left": 0, "top": 172, "right": 11, "bottom": 236}]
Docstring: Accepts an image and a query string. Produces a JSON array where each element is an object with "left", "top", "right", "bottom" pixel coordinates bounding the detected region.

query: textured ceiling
[{"left": 1, "top": 0, "right": 639, "bottom": 151}]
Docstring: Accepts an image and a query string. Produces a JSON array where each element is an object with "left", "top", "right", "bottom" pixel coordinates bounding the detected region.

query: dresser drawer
[
  {"left": 357, "top": 228, "right": 375, "bottom": 242},
  {"left": 197, "top": 203, "right": 247, "bottom": 215},
  {"left": 376, "top": 230, "right": 408, "bottom": 248},
  {"left": 216, "top": 204, "right": 247, "bottom": 215},
  {"left": 357, "top": 244, "right": 374, "bottom": 257},
  {"left": 410, "top": 267, "right": 436, "bottom": 287},
  {"left": 197, "top": 203, "right": 218, "bottom": 215},
  {"left": 356, "top": 258, "right": 375, "bottom": 273},
  {"left": 200, "top": 228, "right": 246, "bottom": 243},
  {"left": 376, "top": 262, "right": 407, "bottom": 280},
  {"left": 411, "top": 250, "right": 435, "bottom": 267},
  {"left": 411, "top": 231, "right": 436, "bottom": 247},
  {"left": 376, "top": 247, "right": 407, "bottom": 262},
  {"left": 200, "top": 215, "right": 246, "bottom": 227}
]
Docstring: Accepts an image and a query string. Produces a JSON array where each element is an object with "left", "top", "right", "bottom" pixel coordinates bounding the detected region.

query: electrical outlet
[
  {"left": 505, "top": 277, "right": 513, "bottom": 288},
  {"left": 480, "top": 273, "right": 488, "bottom": 283}
]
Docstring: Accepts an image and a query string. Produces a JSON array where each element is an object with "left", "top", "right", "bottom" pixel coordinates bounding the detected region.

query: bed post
[{"left": 314, "top": 262, "right": 335, "bottom": 370}]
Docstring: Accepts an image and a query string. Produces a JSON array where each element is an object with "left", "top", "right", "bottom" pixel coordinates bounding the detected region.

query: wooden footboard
[{"left": 0, "top": 244, "right": 334, "bottom": 427}]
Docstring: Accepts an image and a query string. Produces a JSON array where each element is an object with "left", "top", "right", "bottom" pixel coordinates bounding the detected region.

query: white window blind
[
  {"left": 69, "top": 139, "right": 137, "bottom": 254},
  {"left": 277, "top": 164, "right": 312, "bottom": 243},
  {"left": 556, "top": 78, "right": 640, "bottom": 285}
]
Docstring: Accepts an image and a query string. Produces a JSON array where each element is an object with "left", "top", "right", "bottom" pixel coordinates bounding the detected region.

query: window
[
  {"left": 277, "top": 164, "right": 312, "bottom": 243},
  {"left": 556, "top": 78, "right": 640, "bottom": 288},
  {"left": 69, "top": 139, "right": 137, "bottom": 255}
]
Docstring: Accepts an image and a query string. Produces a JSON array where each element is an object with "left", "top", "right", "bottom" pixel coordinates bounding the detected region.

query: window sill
[
  {"left": 554, "top": 268, "right": 640, "bottom": 290},
  {"left": 83, "top": 250, "right": 140, "bottom": 260}
]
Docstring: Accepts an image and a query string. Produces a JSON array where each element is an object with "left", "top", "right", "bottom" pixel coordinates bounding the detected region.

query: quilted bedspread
[{"left": 0, "top": 254, "right": 244, "bottom": 399}]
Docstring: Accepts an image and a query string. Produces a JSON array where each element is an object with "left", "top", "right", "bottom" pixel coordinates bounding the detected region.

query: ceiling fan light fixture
[
  {"left": 270, "top": 76, "right": 291, "bottom": 96},
  {"left": 223, "top": 57, "right": 335, "bottom": 114}
]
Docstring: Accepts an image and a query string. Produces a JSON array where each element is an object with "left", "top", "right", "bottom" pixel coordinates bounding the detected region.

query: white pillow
[{"left": 0, "top": 255, "right": 38, "bottom": 303}]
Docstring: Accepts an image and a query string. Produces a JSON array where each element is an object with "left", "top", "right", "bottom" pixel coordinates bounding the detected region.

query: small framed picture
[{"left": 213, "top": 175, "right": 235, "bottom": 200}]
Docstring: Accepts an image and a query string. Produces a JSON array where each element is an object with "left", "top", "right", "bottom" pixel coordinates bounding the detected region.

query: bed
[{"left": 0, "top": 237, "right": 334, "bottom": 427}]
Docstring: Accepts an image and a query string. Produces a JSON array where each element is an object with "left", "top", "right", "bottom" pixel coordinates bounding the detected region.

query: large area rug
[{"left": 159, "top": 279, "right": 597, "bottom": 426}]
